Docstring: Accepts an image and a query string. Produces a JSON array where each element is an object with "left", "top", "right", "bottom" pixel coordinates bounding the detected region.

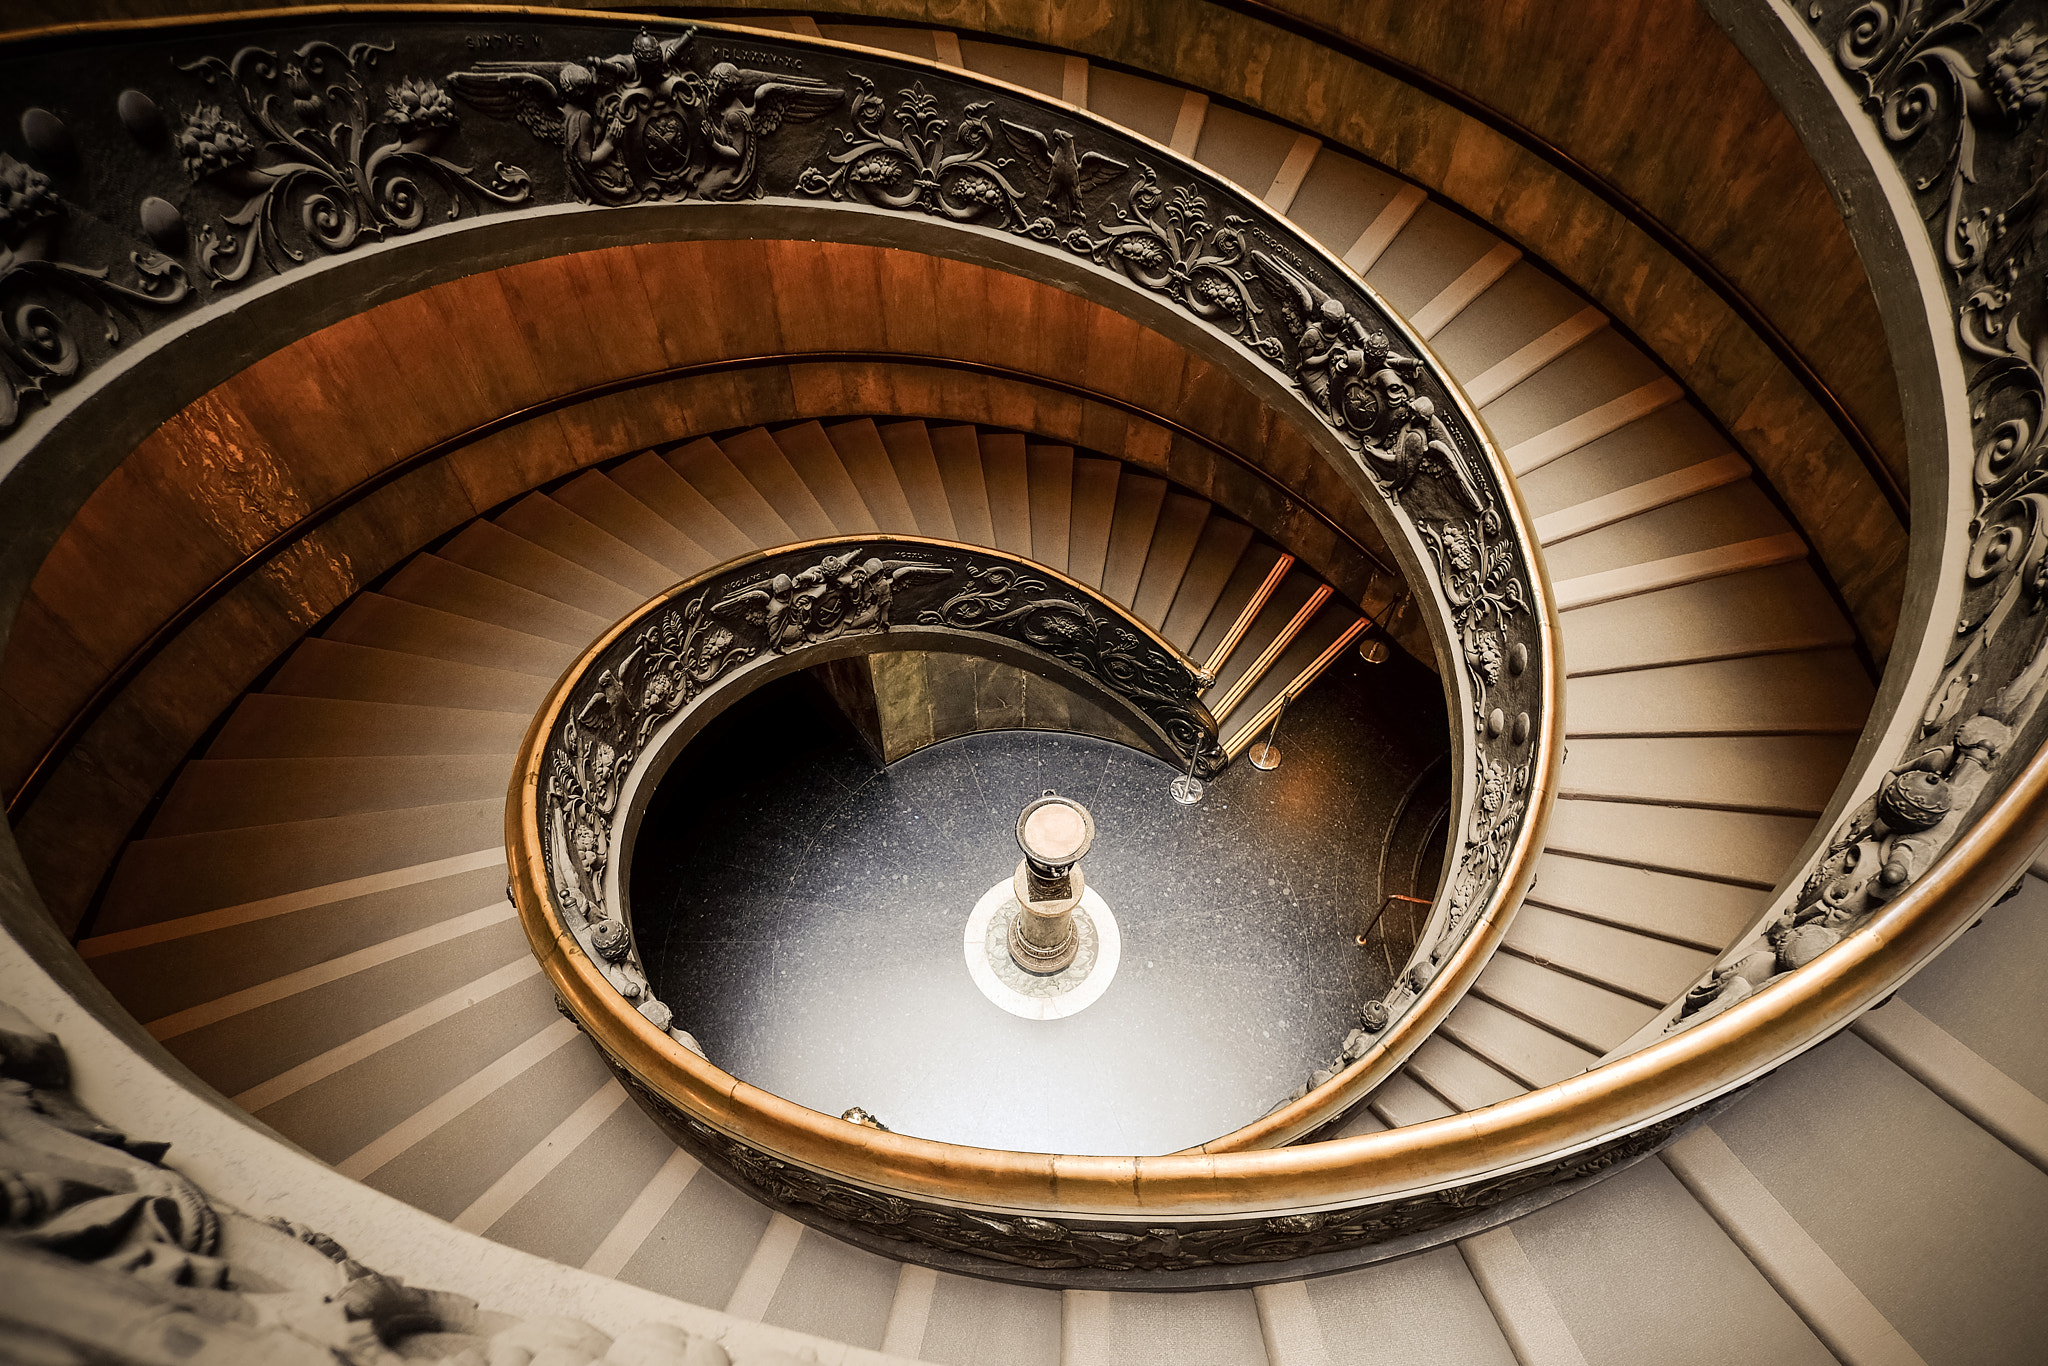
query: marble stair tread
[
  {"left": 1220, "top": 597, "right": 1359, "bottom": 736},
  {"left": 1526, "top": 852, "right": 1767, "bottom": 955},
  {"left": 755, "top": 1225, "right": 902, "bottom": 1350},
  {"left": 663, "top": 436, "right": 797, "bottom": 548},
  {"left": 1502, "top": 905, "right": 1717, "bottom": 1006},
  {"left": 97, "top": 798, "right": 503, "bottom": 933},
  {"left": 160, "top": 911, "right": 537, "bottom": 1112},
  {"left": 321, "top": 594, "right": 579, "bottom": 679},
  {"left": 1275, "top": 140, "right": 1409, "bottom": 257},
  {"left": 478, "top": 1098, "right": 685, "bottom": 1271},
  {"left": 357, "top": 1017, "right": 618, "bottom": 1226},
  {"left": 438, "top": 520, "right": 644, "bottom": 619},
  {"left": 1436, "top": 994, "right": 1601, "bottom": 1089},
  {"left": 1430, "top": 257, "right": 1595, "bottom": 383},
  {"left": 1064, "top": 1288, "right": 1268, "bottom": 1366},
  {"left": 822, "top": 419, "right": 920, "bottom": 536},
  {"left": 875, "top": 420, "right": 958, "bottom": 541},
  {"left": 718, "top": 427, "right": 839, "bottom": 542},
  {"left": 551, "top": 470, "right": 718, "bottom": 581},
  {"left": 977, "top": 430, "right": 1033, "bottom": 557},
  {"left": 1361, "top": 198, "right": 1505, "bottom": 318},
  {"left": 1370, "top": 1070, "right": 1459, "bottom": 1128},
  {"left": 1204, "top": 567, "right": 1319, "bottom": 700},
  {"left": 494, "top": 493, "right": 678, "bottom": 599},
  {"left": 1564, "top": 649, "right": 1872, "bottom": 735},
  {"left": 929, "top": 424, "right": 996, "bottom": 547},
  {"left": 1560, "top": 562, "right": 1856, "bottom": 675},
  {"left": 206, "top": 695, "right": 528, "bottom": 760},
  {"left": 1543, "top": 798, "right": 1814, "bottom": 889},
  {"left": 1538, "top": 481, "right": 1792, "bottom": 582},
  {"left": 1478, "top": 326, "right": 1671, "bottom": 452},
  {"left": 247, "top": 968, "right": 560, "bottom": 1170},
  {"left": 1100, "top": 470, "right": 1170, "bottom": 608},
  {"left": 1065, "top": 455, "right": 1123, "bottom": 589},
  {"left": 1532, "top": 452, "right": 1753, "bottom": 548},
  {"left": 1403, "top": 1034, "right": 1527, "bottom": 1112},
  {"left": 1515, "top": 401, "right": 1737, "bottom": 517},
  {"left": 1190, "top": 540, "right": 1288, "bottom": 669},
  {"left": 1472, "top": 951, "right": 1657, "bottom": 1054},
  {"left": 1459, "top": 305, "right": 1609, "bottom": 409},
  {"left": 265, "top": 639, "right": 551, "bottom": 713},
  {"left": 148, "top": 753, "right": 511, "bottom": 837},
  {"left": 88, "top": 863, "right": 511, "bottom": 1028},
  {"left": 378, "top": 553, "right": 612, "bottom": 649},
  {"left": 1130, "top": 493, "right": 1212, "bottom": 627},
  {"left": 1162, "top": 516, "right": 1257, "bottom": 656},
  {"left": 1025, "top": 442, "right": 1076, "bottom": 574},
  {"left": 1557, "top": 734, "right": 1857, "bottom": 816},
  {"left": 1298, "top": 1245, "right": 1523, "bottom": 1366},
  {"left": 771, "top": 420, "right": 881, "bottom": 536},
  {"left": 611, "top": 449, "right": 758, "bottom": 563}
]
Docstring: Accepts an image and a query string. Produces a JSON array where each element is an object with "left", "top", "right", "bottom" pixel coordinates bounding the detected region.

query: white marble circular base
[{"left": 963, "top": 879, "right": 1121, "bottom": 1020}]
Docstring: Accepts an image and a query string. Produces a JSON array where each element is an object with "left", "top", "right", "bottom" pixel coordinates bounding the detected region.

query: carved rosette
[
  {"left": 1669, "top": 0, "right": 2048, "bottom": 1032},
  {"left": 536, "top": 539, "right": 1227, "bottom": 1040}
]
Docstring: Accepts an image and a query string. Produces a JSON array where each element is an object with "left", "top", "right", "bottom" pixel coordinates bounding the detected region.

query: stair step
[
  {"left": 823, "top": 419, "right": 920, "bottom": 536},
  {"left": 438, "top": 521, "right": 642, "bottom": 620},
  {"left": 771, "top": 420, "right": 880, "bottom": 535},
  {"left": 267, "top": 639, "right": 548, "bottom": 713},
  {"left": 1558, "top": 734, "right": 1856, "bottom": 815},
  {"left": 88, "top": 863, "right": 510, "bottom": 1031},
  {"left": 495, "top": 493, "right": 676, "bottom": 599},
  {"left": 1101, "top": 471, "right": 1170, "bottom": 607},
  {"left": 206, "top": 695, "right": 528, "bottom": 760},
  {"left": 1221, "top": 598, "right": 1361, "bottom": 741},
  {"left": 978, "top": 430, "right": 1033, "bottom": 558},
  {"left": 322, "top": 594, "right": 576, "bottom": 679},
  {"left": 1405, "top": 1035, "right": 1526, "bottom": 1111},
  {"left": 1528, "top": 852, "right": 1766, "bottom": 954},
  {"left": 1205, "top": 568, "right": 1320, "bottom": 703},
  {"left": 664, "top": 436, "right": 796, "bottom": 548},
  {"left": 150, "top": 754, "right": 510, "bottom": 837},
  {"left": 380, "top": 554, "right": 610, "bottom": 649},
  {"left": 719, "top": 427, "right": 838, "bottom": 541},
  {"left": 1370, "top": 1071, "right": 1458, "bottom": 1127},
  {"left": 98, "top": 799, "right": 503, "bottom": 935},
  {"left": 1438, "top": 995, "right": 1600, "bottom": 1089},
  {"left": 609, "top": 451, "right": 757, "bottom": 564},
  {"left": 1534, "top": 452, "right": 1752, "bottom": 547},
  {"left": 1025, "top": 443, "right": 1076, "bottom": 574},
  {"left": 552, "top": 470, "right": 717, "bottom": 581},
  {"left": 1431, "top": 256, "right": 1597, "bottom": 385},
  {"left": 875, "top": 421, "right": 957, "bottom": 541},
  {"left": 1543, "top": 798, "right": 1813, "bottom": 888},
  {"left": 1363, "top": 198, "right": 1505, "bottom": 319},
  {"left": 930, "top": 425, "right": 995, "bottom": 547},
  {"left": 1191, "top": 541, "right": 1289, "bottom": 673},
  {"left": 1482, "top": 327, "right": 1669, "bottom": 455},
  {"left": 1066, "top": 456, "right": 1123, "bottom": 589},
  {"left": 1131, "top": 493, "right": 1212, "bottom": 626},
  {"left": 1561, "top": 562, "right": 1856, "bottom": 675},
  {"left": 1161, "top": 517, "right": 1256, "bottom": 655},
  {"left": 1540, "top": 481, "right": 1791, "bottom": 583},
  {"left": 1473, "top": 952, "right": 1656, "bottom": 1053},
  {"left": 1565, "top": 649, "right": 1871, "bottom": 735}
]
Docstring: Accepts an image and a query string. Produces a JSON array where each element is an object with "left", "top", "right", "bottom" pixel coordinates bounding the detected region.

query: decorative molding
[
  {"left": 1671, "top": 0, "right": 2048, "bottom": 1033},
  {"left": 538, "top": 537, "right": 1224, "bottom": 1030}
]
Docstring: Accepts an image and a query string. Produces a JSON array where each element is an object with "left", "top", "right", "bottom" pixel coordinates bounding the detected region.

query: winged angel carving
[
  {"left": 712, "top": 548, "right": 952, "bottom": 651},
  {"left": 448, "top": 28, "right": 843, "bottom": 203},
  {"left": 1251, "top": 250, "right": 1487, "bottom": 516}
]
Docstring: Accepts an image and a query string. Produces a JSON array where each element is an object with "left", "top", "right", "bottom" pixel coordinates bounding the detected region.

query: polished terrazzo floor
[{"left": 630, "top": 649, "right": 1447, "bottom": 1155}]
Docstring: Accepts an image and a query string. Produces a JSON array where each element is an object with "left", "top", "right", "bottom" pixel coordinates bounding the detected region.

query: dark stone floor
[{"left": 630, "top": 648, "right": 1447, "bottom": 1155}]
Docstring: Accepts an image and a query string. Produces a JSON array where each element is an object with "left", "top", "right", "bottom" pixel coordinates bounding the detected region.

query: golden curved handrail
[{"left": 512, "top": 705, "right": 2045, "bottom": 1217}]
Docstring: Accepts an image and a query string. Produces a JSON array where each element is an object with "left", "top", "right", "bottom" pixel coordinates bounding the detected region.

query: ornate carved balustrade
[{"left": 0, "top": 8, "right": 1563, "bottom": 1160}]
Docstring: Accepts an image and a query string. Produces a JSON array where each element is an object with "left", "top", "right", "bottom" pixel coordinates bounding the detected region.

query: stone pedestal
[{"left": 1008, "top": 795, "right": 1095, "bottom": 975}]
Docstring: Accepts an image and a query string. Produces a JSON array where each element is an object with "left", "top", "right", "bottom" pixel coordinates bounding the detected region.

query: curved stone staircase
[{"left": 12, "top": 9, "right": 2046, "bottom": 1365}]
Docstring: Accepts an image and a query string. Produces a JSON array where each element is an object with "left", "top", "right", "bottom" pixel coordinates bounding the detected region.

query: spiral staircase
[{"left": 2, "top": 3, "right": 2046, "bottom": 1364}]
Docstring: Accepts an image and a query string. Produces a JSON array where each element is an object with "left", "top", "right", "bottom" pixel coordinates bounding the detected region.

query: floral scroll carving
[
  {"left": 1672, "top": 0, "right": 2048, "bottom": 1030},
  {"left": 538, "top": 539, "right": 1226, "bottom": 1044}
]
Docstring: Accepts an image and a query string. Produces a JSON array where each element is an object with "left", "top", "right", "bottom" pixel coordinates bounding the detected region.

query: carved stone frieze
[
  {"left": 1672, "top": 0, "right": 2048, "bottom": 1031},
  {"left": 0, "top": 1001, "right": 755, "bottom": 1364},
  {"left": 538, "top": 538, "right": 1227, "bottom": 1042},
  {"left": 605, "top": 1059, "right": 1694, "bottom": 1276}
]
